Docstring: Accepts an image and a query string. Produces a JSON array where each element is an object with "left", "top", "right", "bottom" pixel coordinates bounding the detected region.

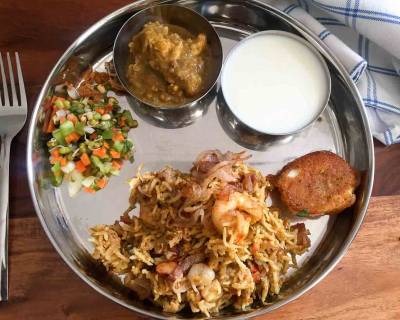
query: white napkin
[{"left": 264, "top": 0, "right": 400, "bottom": 145}]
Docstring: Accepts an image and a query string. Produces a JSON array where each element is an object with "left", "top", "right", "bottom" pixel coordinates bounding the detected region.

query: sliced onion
[
  {"left": 82, "top": 176, "right": 96, "bottom": 188},
  {"left": 61, "top": 161, "right": 75, "bottom": 174},
  {"left": 68, "top": 179, "right": 82, "bottom": 197},
  {"left": 56, "top": 109, "right": 67, "bottom": 118},
  {"left": 70, "top": 170, "right": 83, "bottom": 182},
  {"left": 68, "top": 170, "right": 83, "bottom": 197},
  {"left": 67, "top": 85, "right": 80, "bottom": 99},
  {"left": 194, "top": 149, "right": 223, "bottom": 164},
  {"left": 84, "top": 126, "right": 95, "bottom": 134},
  {"left": 54, "top": 83, "right": 66, "bottom": 93}
]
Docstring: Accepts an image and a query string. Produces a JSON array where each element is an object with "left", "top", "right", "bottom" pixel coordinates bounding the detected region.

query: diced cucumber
[
  {"left": 122, "top": 139, "right": 134, "bottom": 154},
  {"left": 52, "top": 129, "right": 65, "bottom": 144},
  {"left": 102, "top": 162, "right": 112, "bottom": 175},
  {"left": 122, "top": 110, "right": 138, "bottom": 128},
  {"left": 113, "top": 141, "right": 124, "bottom": 152},
  {"left": 51, "top": 162, "right": 61, "bottom": 173},
  {"left": 63, "top": 100, "right": 71, "bottom": 108},
  {"left": 51, "top": 173, "right": 63, "bottom": 186},
  {"left": 102, "top": 129, "right": 113, "bottom": 140},
  {"left": 75, "top": 122, "right": 85, "bottom": 136},
  {"left": 110, "top": 168, "right": 120, "bottom": 176},
  {"left": 59, "top": 146, "right": 72, "bottom": 155},
  {"left": 54, "top": 99, "right": 64, "bottom": 109},
  {"left": 99, "top": 120, "right": 112, "bottom": 130},
  {"left": 91, "top": 155, "right": 105, "bottom": 172},
  {"left": 60, "top": 120, "right": 74, "bottom": 136}
]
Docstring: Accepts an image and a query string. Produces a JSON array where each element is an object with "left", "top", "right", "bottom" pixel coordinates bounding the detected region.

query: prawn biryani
[{"left": 90, "top": 150, "right": 310, "bottom": 316}]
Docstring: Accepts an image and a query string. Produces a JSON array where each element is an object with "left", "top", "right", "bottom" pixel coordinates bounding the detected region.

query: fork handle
[{"left": 0, "top": 135, "right": 11, "bottom": 301}]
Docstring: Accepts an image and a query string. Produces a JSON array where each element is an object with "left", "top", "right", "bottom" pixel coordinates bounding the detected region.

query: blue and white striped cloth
[{"left": 265, "top": 0, "right": 400, "bottom": 145}]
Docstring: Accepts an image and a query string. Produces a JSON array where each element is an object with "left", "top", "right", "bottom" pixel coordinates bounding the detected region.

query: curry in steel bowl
[{"left": 126, "top": 21, "right": 211, "bottom": 107}]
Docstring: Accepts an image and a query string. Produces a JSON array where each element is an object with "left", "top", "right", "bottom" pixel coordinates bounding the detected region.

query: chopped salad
[{"left": 42, "top": 82, "right": 137, "bottom": 196}]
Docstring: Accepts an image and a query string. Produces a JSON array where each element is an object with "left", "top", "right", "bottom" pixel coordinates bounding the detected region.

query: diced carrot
[
  {"left": 47, "top": 119, "right": 56, "bottom": 133},
  {"left": 105, "top": 104, "right": 113, "bottom": 113},
  {"left": 43, "top": 97, "right": 53, "bottom": 112},
  {"left": 67, "top": 113, "right": 78, "bottom": 124},
  {"left": 80, "top": 153, "right": 91, "bottom": 166},
  {"left": 103, "top": 141, "right": 110, "bottom": 149},
  {"left": 95, "top": 107, "right": 105, "bottom": 115},
  {"left": 50, "top": 157, "right": 60, "bottom": 165},
  {"left": 43, "top": 108, "right": 57, "bottom": 133},
  {"left": 112, "top": 160, "right": 121, "bottom": 170},
  {"left": 112, "top": 132, "right": 124, "bottom": 142},
  {"left": 96, "top": 177, "right": 107, "bottom": 189},
  {"left": 75, "top": 160, "right": 86, "bottom": 173},
  {"left": 50, "top": 96, "right": 63, "bottom": 108},
  {"left": 65, "top": 132, "right": 80, "bottom": 144},
  {"left": 83, "top": 187, "right": 95, "bottom": 194},
  {"left": 59, "top": 116, "right": 66, "bottom": 124},
  {"left": 109, "top": 150, "right": 120, "bottom": 159},
  {"left": 51, "top": 148, "right": 60, "bottom": 158},
  {"left": 59, "top": 157, "right": 67, "bottom": 167},
  {"left": 119, "top": 117, "right": 126, "bottom": 127},
  {"left": 92, "top": 147, "right": 107, "bottom": 158}
]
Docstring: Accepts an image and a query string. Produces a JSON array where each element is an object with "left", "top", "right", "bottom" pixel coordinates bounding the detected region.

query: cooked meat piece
[{"left": 273, "top": 151, "right": 359, "bottom": 216}]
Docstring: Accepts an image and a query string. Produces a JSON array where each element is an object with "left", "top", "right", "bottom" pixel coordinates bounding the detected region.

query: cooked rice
[{"left": 90, "top": 150, "right": 310, "bottom": 316}]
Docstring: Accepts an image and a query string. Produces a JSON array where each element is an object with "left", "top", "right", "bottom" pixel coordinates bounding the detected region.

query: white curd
[{"left": 221, "top": 32, "right": 330, "bottom": 135}]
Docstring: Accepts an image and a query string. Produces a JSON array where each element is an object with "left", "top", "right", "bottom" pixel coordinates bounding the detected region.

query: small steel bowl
[
  {"left": 218, "top": 30, "right": 331, "bottom": 150},
  {"left": 113, "top": 4, "right": 223, "bottom": 128}
]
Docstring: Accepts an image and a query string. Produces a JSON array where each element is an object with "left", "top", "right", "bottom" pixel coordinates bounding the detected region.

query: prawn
[{"left": 212, "top": 191, "right": 264, "bottom": 239}]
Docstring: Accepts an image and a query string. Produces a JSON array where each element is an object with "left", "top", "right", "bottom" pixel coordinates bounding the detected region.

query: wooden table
[{"left": 1, "top": 1, "right": 399, "bottom": 319}]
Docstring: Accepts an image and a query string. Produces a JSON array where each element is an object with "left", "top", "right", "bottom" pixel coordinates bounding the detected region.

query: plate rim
[{"left": 26, "top": 0, "right": 375, "bottom": 318}]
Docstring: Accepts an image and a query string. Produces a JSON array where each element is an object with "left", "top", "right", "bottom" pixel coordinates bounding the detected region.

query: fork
[{"left": 0, "top": 52, "right": 27, "bottom": 301}]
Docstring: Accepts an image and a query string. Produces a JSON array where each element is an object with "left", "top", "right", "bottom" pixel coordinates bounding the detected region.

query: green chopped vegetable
[
  {"left": 297, "top": 210, "right": 310, "bottom": 217},
  {"left": 60, "top": 120, "right": 74, "bottom": 136},
  {"left": 102, "top": 129, "right": 113, "bottom": 140},
  {"left": 75, "top": 122, "right": 85, "bottom": 136},
  {"left": 122, "top": 110, "right": 138, "bottom": 128},
  {"left": 52, "top": 129, "right": 65, "bottom": 144},
  {"left": 63, "top": 100, "right": 71, "bottom": 108},
  {"left": 113, "top": 140, "right": 124, "bottom": 152},
  {"left": 99, "top": 120, "right": 112, "bottom": 130},
  {"left": 54, "top": 99, "right": 64, "bottom": 109},
  {"left": 91, "top": 155, "right": 104, "bottom": 172},
  {"left": 51, "top": 161, "right": 61, "bottom": 173},
  {"left": 59, "top": 146, "right": 72, "bottom": 155},
  {"left": 93, "top": 112, "right": 101, "bottom": 120}
]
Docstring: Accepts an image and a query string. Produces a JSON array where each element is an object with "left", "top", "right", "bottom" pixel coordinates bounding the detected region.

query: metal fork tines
[{"left": 0, "top": 52, "right": 27, "bottom": 301}]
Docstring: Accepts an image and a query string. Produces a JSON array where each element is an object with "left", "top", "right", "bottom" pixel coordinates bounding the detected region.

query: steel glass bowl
[
  {"left": 113, "top": 4, "right": 223, "bottom": 128},
  {"left": 218, "top": 30, "right": 331, "bottom": 151},
  {"left": 27, "top": 0, "right": 374, "bottom": 319}
]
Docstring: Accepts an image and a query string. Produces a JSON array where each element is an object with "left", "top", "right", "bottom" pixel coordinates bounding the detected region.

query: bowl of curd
[{"left": 219, "top": 30, "right": 331, "bottom": 148}]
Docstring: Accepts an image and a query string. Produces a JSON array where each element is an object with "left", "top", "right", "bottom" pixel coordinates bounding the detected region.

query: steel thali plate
[{"left": 27, "top": 0, "right": 374, "bottom": 318}]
